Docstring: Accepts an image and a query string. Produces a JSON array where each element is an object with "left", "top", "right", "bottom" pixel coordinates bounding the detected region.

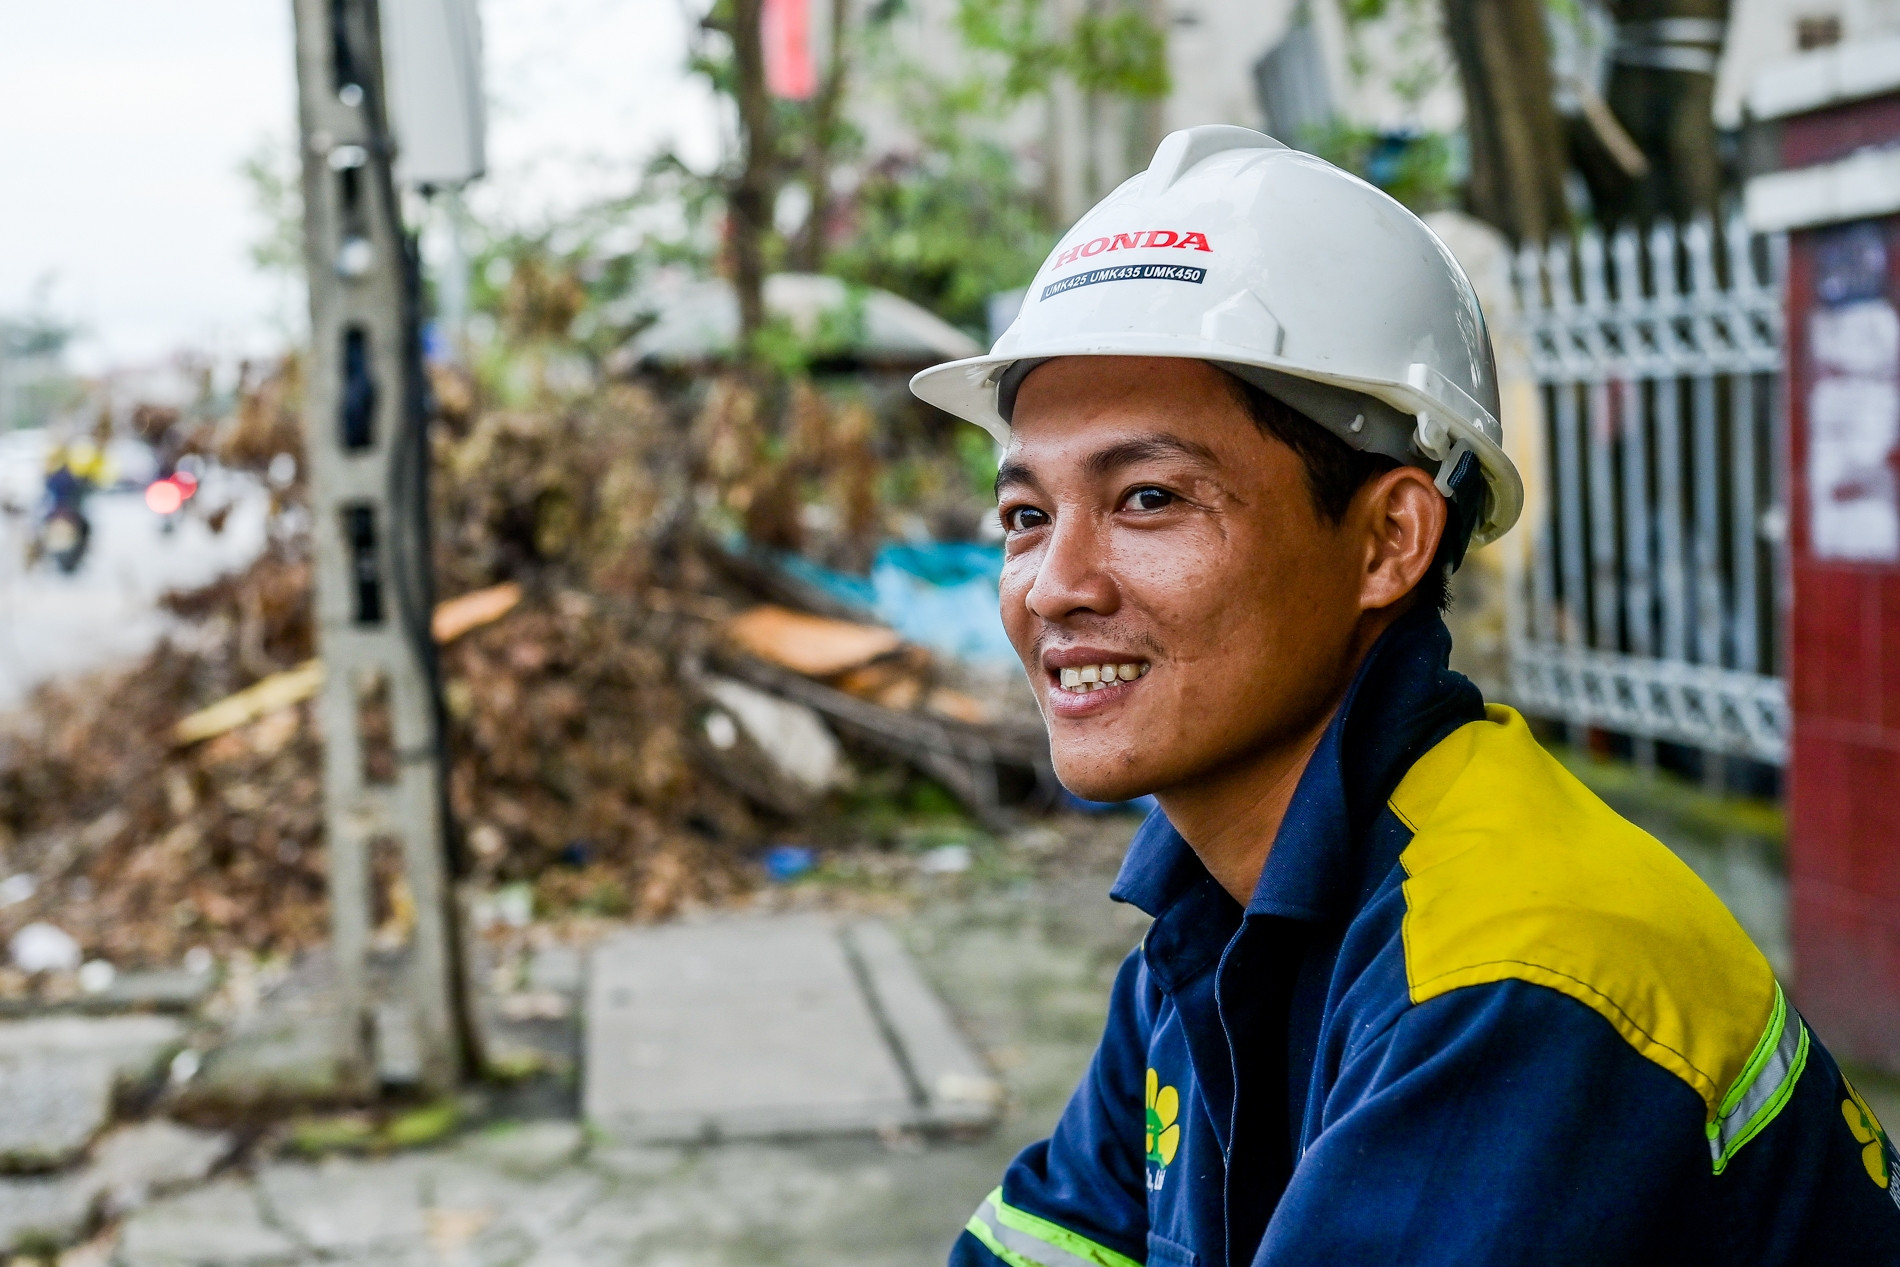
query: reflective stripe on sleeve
[
  {"left": 964, "top": 1188, "right": 1144, "bottom": 1267},
  {"left": 1708, "top": 984, "right": 1810, "bottom": 1174}
]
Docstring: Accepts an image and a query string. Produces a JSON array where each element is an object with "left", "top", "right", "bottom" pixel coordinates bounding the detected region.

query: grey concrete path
[
  {"left": 101, "top": 863, "right": 1151, "bottom": 1267},
  {"left": 584, "top": 915, "right": 997, "bottom": 1144}
]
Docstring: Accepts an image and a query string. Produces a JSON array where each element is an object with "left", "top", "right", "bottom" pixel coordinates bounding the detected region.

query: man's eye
[
  {"left": 1002, "top": 505, "right": 1050, "bottom": 532},
  {"left": 1123, "top": 486, "right": 1174, "bottom": 512}
]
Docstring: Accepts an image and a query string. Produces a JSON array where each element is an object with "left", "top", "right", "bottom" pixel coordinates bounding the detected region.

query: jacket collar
[{"left": 1110, "top": 606, "right": 1483, "bottom": 927}]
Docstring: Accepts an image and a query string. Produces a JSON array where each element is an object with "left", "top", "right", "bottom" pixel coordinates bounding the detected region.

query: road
[{"left": 0, "top": 429, "right": 269, "bottom": 712}]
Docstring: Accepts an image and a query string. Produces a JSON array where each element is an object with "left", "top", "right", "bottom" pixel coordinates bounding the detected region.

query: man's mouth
[{"left": 1052, "top": 660, "right": 1150, "bottom": 694}]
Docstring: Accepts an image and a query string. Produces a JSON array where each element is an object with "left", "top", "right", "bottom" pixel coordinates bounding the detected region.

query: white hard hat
[{"left": 910, "top": 125, "right": 1523, "bottom": 547}]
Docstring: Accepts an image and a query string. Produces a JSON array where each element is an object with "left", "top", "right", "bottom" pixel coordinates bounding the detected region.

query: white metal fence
[{"left": 1502, "top": 214, "right": 1789, "bottom": 765}]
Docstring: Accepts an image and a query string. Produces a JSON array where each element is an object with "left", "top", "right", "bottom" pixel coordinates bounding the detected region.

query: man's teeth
[{"left": 1057, "top": 663, "right": 1149, "bottom": 692}]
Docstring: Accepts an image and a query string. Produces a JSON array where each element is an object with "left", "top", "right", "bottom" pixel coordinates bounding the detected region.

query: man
[{"left": 910, "top": 126, "right": 1900, "bottom": 1264}]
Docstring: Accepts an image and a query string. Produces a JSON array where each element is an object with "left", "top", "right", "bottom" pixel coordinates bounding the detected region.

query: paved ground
[
  {"left": 107, "top": 862, "right": 1151, "bottom": 1267},
  {"left": 583, "top": 914, "right": 997, "bottom": 1143},
  {"left": 29, "top": 730, "right": 1876, "bottom": 1266}
]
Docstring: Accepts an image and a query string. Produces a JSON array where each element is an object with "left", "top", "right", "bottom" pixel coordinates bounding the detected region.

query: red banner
[{"left": 762, "top": 0, "right": 817, "bottom": 100}]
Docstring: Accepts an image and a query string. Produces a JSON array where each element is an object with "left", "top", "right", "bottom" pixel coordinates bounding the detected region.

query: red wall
[{"left": 1788, "top": 211, "right": 1900, "bottom": 1068}]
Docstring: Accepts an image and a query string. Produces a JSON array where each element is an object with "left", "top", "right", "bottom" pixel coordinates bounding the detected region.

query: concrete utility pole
[{"left": 291, "top": 0, "right": 473, "bottom": 1096}]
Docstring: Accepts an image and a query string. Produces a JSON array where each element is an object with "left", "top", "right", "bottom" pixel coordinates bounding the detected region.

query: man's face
[{"left": 996, "top": 356, "right": 1372, "bottom": 804}]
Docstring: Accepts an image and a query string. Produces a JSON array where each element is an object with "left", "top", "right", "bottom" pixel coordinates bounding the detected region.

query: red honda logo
[{"left": 1052, "top": 231, "right": 1212, "bottom": 270}]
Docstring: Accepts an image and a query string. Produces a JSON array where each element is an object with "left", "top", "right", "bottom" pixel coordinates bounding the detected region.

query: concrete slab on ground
[
  {"left": 256, "top": 1156, "right": 430, "bottom": 1256},
  {"left": 117, "top": 1178, "right": 300, "bottom": 1267},
  {"left": 90, "top": 1121, "right": 232, "bottom": 1218},
  {"left": 0, "top": 1014, "right": 186, "bottom": 1170},
  {"left": 0, "top": 1170, "right": 94, "bottom": 1252},
  {"left": 94, "top": 853, "right": 1154, "bottom": 1267},
  {"left": 584, "top": 913, "right": 998, "bottom": 1144},
  {"left": 0, "top": 1054, "right": 115, "bottom": 1170},
  {"left": 0, "top": 1014, "right": 184, "bottom": 1080},
  {"left": 844, "top": 921, "right": 1002, "bottom": 1129}
]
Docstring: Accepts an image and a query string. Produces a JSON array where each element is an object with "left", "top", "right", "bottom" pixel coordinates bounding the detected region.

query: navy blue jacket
[{"left": 953, "top": 611, "right": 1900, "bottom": 1266}]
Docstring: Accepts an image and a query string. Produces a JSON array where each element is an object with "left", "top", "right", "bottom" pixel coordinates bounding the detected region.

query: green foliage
[
  {"left": 955, "top": 426, "right": 1001, "bottom": 502},
  {"left": 904, "top": 777, "right": 970, "bottom": 821},
  {"left": 287, "top": 1100, "right": 461, "bottom": 1155},
  {"left": 826, "top": 0, "right": 1176, "bottom": 333},
  {"left": 384, "top": 1099, "right": 461, "bottom": 1148},
  {"left": 485, "top": 1052, "right": 551, "bottom": 1081},
  {"left": 750, "top": 286, "right": 871, "bottom": 377},
  {"left": 1067, "top": 8, "right": 1170, "bottom": 97},
  {"left": 955, "top": 0, "right": 1066, "bottom": 99},
  {"left": 956, "top": 0, "right": 1169, "bottom": 102},
  {"left": 827, "top": 138, "right": 1055, "bottom": 334},
  {"left": 385, "top": 0, "right": 1165, "bottom": 372},
  {"left": 239, "top": 136, "right": 305, "bottom": 280},
  {"left": 457, "top": 154, "right": 729, "bottom": 396},
  {"left": 288, "top": 1113, "right": 379, "bottom": 1155},
  {"left": 1306, "top": 123, "right": 1458, "bottom": 214}
]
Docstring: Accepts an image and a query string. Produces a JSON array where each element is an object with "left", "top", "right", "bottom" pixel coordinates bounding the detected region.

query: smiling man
[{"left": 911, "top": 127, "right": 1900, "bottom": 1265}]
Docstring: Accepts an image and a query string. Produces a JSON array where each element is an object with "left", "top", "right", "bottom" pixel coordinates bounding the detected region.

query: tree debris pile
[
  {"left": 0, "top": 544, "right": 329, "bottom": 982},
  {"left": 0, "top": 363, "right": 1042, "bottom": 991}
]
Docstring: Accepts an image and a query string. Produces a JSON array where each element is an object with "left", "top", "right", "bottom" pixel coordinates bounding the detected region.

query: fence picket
[{"left": 1503, "top": 214, "right": 1787, "bottom": 764}]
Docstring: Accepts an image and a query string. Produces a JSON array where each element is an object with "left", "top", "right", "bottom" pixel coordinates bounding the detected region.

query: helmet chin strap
[
  {"left": 1434, "top": 437, "right": 1475, "bottom": 498},
  {"left": 1407, "top": 411, "right": 1484, "bottom": 572},
  {"left": 1436, "top": 443, "right": 1486, "bottom": 574}
]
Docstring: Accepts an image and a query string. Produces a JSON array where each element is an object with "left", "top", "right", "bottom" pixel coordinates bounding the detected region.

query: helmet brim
[{"left": 910, "top": 343, "right": 1524, "bottom": 547}]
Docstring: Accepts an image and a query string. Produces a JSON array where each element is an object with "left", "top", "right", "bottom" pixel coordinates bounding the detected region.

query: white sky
[{"left": 0, "top": 0, "right": 722, "bottom": 372}]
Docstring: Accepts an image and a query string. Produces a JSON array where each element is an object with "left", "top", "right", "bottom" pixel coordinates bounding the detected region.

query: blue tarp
[{"left": 774, "top": 541, "right": 1018, "bottom": 667}]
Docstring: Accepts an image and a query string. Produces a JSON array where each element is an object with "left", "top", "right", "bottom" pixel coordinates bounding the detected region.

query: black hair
[{"left": 1226, "top": 376, "right": 1455, "bottom": 613}]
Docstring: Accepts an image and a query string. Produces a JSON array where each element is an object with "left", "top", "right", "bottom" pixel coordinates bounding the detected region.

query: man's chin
[{"left": 1051, "top": 762, "right": 1157, "bottom": 807}]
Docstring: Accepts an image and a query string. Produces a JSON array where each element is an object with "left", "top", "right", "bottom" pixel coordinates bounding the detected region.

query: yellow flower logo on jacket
[
  {"left": 1145, "top": 1068, "right": 1180, "bottom": 1167},
  {"left": 1844, "top": 1078, "right": 1893, "bottom": 1189}
]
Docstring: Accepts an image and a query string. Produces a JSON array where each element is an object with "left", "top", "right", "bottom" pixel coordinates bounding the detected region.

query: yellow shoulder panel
[{"left": 1390, "top": 705, "right": 1776, "bottom": 1117}]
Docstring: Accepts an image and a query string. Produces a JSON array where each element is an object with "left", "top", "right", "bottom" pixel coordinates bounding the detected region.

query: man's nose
[{"left": 1024, "top": 510, "right": 1120, "bottom": 622}]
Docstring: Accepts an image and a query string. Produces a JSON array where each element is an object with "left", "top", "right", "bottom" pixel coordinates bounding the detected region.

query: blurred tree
[
  {"left": 1310, "top": 123, "right": 1459, "bottom": 213},
  {"left": 240, "top": 139, "right": 306, "bottom": 279},
  {"left": 791, "top": 0, "right": 854, "bottom": 272},
  {"left": 239, "top": 137, "right": 310, "bottom": 335},
  {"left": 698, "top": 0, "right": 781, "bottom": 368},
  {"left": 829, "top": 142, "right": 1054, "bottom": 336},
  {"left": 0, "top": 291, "right": 82, "bottom": 434},
  {"left": 1307, "top": 0, "right": 1462, "bottom": 215},
  {"left": 1580, "top": 0, "right": 1729, "bottom": 226},
  {"left": 817, "top": 0, "right": 1166, "bottom": 333},
  {"left": 445, "top": 0, "right": 1168, "bottom": 373},
  {"left": 958, "top": 0, "right": 1169, "bottom": 202},
  {"left": 1443, "top": 0, "right": 1571, "bottom": 242}
]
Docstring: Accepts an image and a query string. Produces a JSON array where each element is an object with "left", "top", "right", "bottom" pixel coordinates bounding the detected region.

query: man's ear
[{"left": 1356, "top": 466, "right": 1446, "bottom": 612}]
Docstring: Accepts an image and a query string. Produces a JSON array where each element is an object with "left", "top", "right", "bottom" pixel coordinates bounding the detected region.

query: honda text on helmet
[{"left": 911, "top": 123, "right": 1523, "bottom": 560}]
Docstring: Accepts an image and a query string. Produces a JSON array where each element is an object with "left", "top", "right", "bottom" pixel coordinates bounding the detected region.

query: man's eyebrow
[
  {"left": 1083, "top": 434, "right": 1220, "bottom": 477},
  {"left": 993, "top": 434, "right": 1222, "bottom": 500},
  {"left": 994, "top": 459, "right": 1040, "bottom": 500}
]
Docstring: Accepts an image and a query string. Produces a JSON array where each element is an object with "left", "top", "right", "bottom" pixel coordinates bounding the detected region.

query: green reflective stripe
[
  {"left": 965, "top": 1189, "right": 1144, "bottom": 1267},
  {"left": 1708, "top": 986, "right": 1810, "bottom": 1174},
  {"left": 964, "top": 1208, "right": 1047, "bottom": 1267},
  {"left": 1719, "top": 985, "right": 1787, "bottom": 1120}
]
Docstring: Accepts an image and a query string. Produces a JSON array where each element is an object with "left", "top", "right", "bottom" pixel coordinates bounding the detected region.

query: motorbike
[
  {"left": 32, "top": 445, "right": 106, "bottom": 574},
  {"left": 39, "top": 506, "right": 89, "bottom": 573},
  {"left": 144, "top": 459, "right": 199, "bottom": 533},
  {"left": 34, "top": 489, "right": 91, "bottom": 574}
]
